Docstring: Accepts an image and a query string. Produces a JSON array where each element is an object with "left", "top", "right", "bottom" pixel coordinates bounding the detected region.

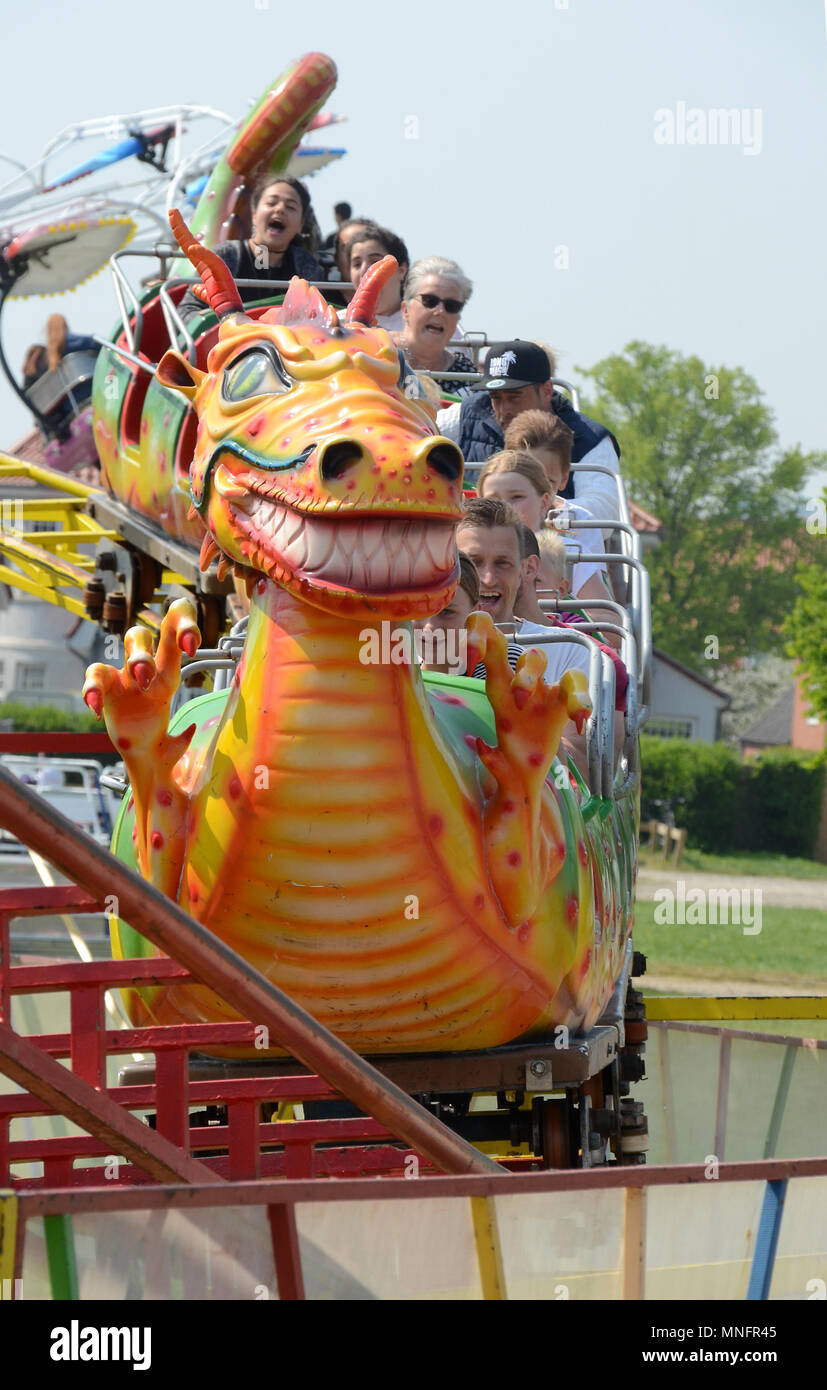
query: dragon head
[{"left": 157, "top": 211, "right": 464, "bottom": 620}]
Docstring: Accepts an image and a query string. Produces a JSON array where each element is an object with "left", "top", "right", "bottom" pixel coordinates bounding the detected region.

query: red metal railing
[
  {"left": 0, "top": 763, "right": 508, "bottom": 1196},
  {"left": 3, "top": 882, "right": 528, "bottom": 1189}
]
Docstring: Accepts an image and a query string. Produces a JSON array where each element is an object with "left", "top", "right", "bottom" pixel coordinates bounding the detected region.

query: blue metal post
[{"left": 746, "top": 1179, "right": 788, "bottom": 1301}]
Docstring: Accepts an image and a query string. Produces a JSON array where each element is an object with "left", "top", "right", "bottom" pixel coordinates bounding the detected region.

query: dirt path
[
  {"left": 637, "top": 869, "right": 827, "bottom": 912},
  {"left": 642, "top": 972, "right": 826, "bottom": 996}
]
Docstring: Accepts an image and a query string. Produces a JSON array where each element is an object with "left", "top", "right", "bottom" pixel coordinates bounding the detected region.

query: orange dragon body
[{"left": 84, "top": 215, "right": 636, "bottom": 1054}]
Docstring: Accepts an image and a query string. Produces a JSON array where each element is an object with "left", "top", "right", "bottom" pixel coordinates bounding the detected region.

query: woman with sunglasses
[{"left": 394, "top": 258, "right": 476, "bottom": 396}]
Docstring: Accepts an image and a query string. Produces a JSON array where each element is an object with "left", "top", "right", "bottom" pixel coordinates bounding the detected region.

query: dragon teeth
[{"left": 235, "top": 498, "right": 456, "bottom": 592}]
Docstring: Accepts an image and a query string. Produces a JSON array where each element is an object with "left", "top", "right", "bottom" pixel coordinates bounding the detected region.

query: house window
[
  {"left": 646, "top": 717, "right": 696, "bottom": 740},
  {"left": 17, "top": 664, "right": 46, "bottom": 691}
]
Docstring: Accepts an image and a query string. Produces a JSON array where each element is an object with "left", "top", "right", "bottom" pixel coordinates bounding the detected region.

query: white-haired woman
[{"left": 393, "top": 257, "right": 476, "bottom": 396}]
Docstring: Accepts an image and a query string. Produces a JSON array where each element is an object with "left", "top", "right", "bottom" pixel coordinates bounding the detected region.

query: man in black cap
[{"left": 437, "top": 340, "right": 620, "bottom": 520}]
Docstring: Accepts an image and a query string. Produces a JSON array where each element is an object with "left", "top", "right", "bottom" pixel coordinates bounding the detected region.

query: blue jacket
[{"left": 457, "top": 390, "right": 619, "bottom": 497}]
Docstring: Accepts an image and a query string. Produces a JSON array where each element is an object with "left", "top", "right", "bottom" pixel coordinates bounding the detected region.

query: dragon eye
[{"left": 222, "top": 348, "right": 290, "bottom": 403}]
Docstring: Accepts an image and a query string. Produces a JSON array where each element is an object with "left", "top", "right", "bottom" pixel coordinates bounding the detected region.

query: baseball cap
[{"left": 473, "top": 341, "right": 551, "bottom": 392}]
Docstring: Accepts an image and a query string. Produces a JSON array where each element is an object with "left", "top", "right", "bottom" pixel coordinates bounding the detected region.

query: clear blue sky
[{"left": 1, "top": 0, "right": 825, "bottom": 489}]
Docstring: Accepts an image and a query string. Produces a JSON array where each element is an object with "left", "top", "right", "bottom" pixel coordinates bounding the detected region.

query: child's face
[
  {"left": 537, "top": 555, "right": 569, "bottom": 595},
  {"left": 415, "top": 584, "right": 474, "bottom": 635},
  {"left": 528, "top": 447, "right": 569, "bottom": 495}
]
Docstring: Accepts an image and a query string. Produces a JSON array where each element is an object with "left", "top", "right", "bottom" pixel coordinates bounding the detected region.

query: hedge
[
  {"left": 739, "top": 747, "right": 827, "bottom": 858},
  {"left": 640, "top": 736, "right": 741, "bottom": 851},
  {"left": 0, "top": 701, "right": 100, "bottom": 734},
  {"left": 640, "top": 736, "right": 826, "bottom": 858}
]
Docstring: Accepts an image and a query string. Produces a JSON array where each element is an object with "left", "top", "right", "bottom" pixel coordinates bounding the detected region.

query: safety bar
[
  {"left": 551, "top": 543, "right": 651, "bottom": 709},
  {"left": 159, "top": 275, "right": 356, "bottom": 365},
  {"left": 567, "top": 461, "right": 633, "bottom": 534},
  {"left": 547, "top": 511, "right": 639, "bottom": 650},
  {"left": 418, "top": 337, "right": 580, "bottom": 405},
  {"left": 108, "top": 247, "right": 356, "bottom": 367},
  {"left": 509, "top": 627, "right": 616, "bottom": 798},
  {"left": 109, "top": 250, "right": 145, "bottom": 357},
  {"left": 537, "top": 597, "right": 640, "bottom": 756},
  {"left": 92, "top": 336, "right": 156, "bottom": 374}
]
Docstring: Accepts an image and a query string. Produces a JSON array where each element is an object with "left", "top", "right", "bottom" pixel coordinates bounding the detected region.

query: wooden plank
[
  {"left": 470, "top": 1196, "right": 507, "bottom": 1300},
  {"left": 621, "top": 1186, "right": 646, "bottom": 1300}
]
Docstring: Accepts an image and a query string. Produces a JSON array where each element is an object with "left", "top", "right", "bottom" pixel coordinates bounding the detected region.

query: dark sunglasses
[{"left": 416, "top": 292, "right": 464, "bottom": 314}]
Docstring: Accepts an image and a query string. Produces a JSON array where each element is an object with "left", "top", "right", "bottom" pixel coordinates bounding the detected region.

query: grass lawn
[
  {"left": 633, "top": 900, "right": 826, "bottom": 985},
  {"left": 637, "top": 846, "right": 827, "bottom": 880}
]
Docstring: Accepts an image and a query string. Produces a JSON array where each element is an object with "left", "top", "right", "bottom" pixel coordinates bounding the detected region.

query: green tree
[
  {"left": 785, "top": 499, "right": 827, "bottom": 721},
  {"left": 577, "top": 342, "right": 824, "bottom": 670}
]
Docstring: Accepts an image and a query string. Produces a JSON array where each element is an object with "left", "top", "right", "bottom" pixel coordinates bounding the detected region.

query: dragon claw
[
  {"left": 561, "top": 669, "right": 592, "bottom": 733},
  {"left": 131, "top": 659, "right": 155, "bottom": 691},
  {"left": 84, "top": 688, "right": 103, "bottom": 719}
]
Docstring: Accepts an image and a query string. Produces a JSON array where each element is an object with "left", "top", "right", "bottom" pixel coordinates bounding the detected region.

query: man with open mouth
[{"left": 457, "top": 496, "right": 607, "bottom": 780}]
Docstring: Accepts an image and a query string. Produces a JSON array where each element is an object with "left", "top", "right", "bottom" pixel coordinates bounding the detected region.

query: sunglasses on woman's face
[{"left": 416, "top": 292, "right": 464, "bottom": 314}]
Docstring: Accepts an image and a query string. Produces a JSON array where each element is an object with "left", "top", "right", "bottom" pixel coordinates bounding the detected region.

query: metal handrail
[
  {"left": 92, "top": 336, "right": 156, "bottom": 374},
  {"left": 552, "top": 544, "right": 651, "bottom": 707},
  {"left": 536, "top": 598, "right": 642, "bottom": 764},
  {"left": 109, "top": 249, "right": 144, "bottom": 356},
  {"left": 509, "top": 627, "right": 615, "bottom": 796},
  {"left": 159, "top": 274, "right": 356, "bottom": 364}
]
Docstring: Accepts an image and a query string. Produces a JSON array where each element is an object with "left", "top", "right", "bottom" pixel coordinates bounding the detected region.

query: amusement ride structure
[{"left": 0, "top": 54, "right": 824, "bottom": 1303}]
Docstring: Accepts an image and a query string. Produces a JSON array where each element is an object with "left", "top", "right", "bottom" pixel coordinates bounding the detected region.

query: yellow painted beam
[
  {"left": 0, "top": 1191, "right": 18, "bottom": 1296},
  {"left": 26, "top": 529, "right": 117, "bottom": 548},
  {"left": 470, "top": 1196, "right": 507, "bottom": 1300},
  {"left": 645, "top": 996, "right": 827, "bottom": 1021},
  {"left": 0, "top": 564, "right": 87, "bottom": 616},
  {"left": 0, "top": 454, "right": 96, "bottom": 498}
]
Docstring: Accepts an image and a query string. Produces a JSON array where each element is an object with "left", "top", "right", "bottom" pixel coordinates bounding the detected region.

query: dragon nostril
[
  {"left": 425, "top": 443, "right": 463, "bottom": 483},
  {"left": 320, "top": 440, "right": 365, "bottom": 482}
]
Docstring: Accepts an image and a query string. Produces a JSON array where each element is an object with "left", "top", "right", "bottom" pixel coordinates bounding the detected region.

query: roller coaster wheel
[
  {"left": 617, "top": 1097, "right": 648, "bottom": 1164},
  {"left": 535, "top": 1096, "right": 573, "bottom": 1168}
]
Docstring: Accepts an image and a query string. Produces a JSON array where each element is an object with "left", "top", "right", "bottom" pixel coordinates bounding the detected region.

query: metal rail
[{"left": 509, "top": 627, "right": 616, "bottom": 797}]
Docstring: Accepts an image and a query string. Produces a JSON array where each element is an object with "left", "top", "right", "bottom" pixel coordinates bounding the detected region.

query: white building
[
  {"left": 647, "top": 648, "right": 731, "bottom": 742},
  {"left": 0, "top": 586, "right": 105, "bottom": 713}
]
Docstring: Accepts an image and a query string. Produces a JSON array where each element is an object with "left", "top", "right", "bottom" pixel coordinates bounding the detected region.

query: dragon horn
[
  {"left": 168, "top": 208, "right": 245, "bottom": 319},
  {"left": 345, "top": 255, "right": 398, "bottom": 326}
]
